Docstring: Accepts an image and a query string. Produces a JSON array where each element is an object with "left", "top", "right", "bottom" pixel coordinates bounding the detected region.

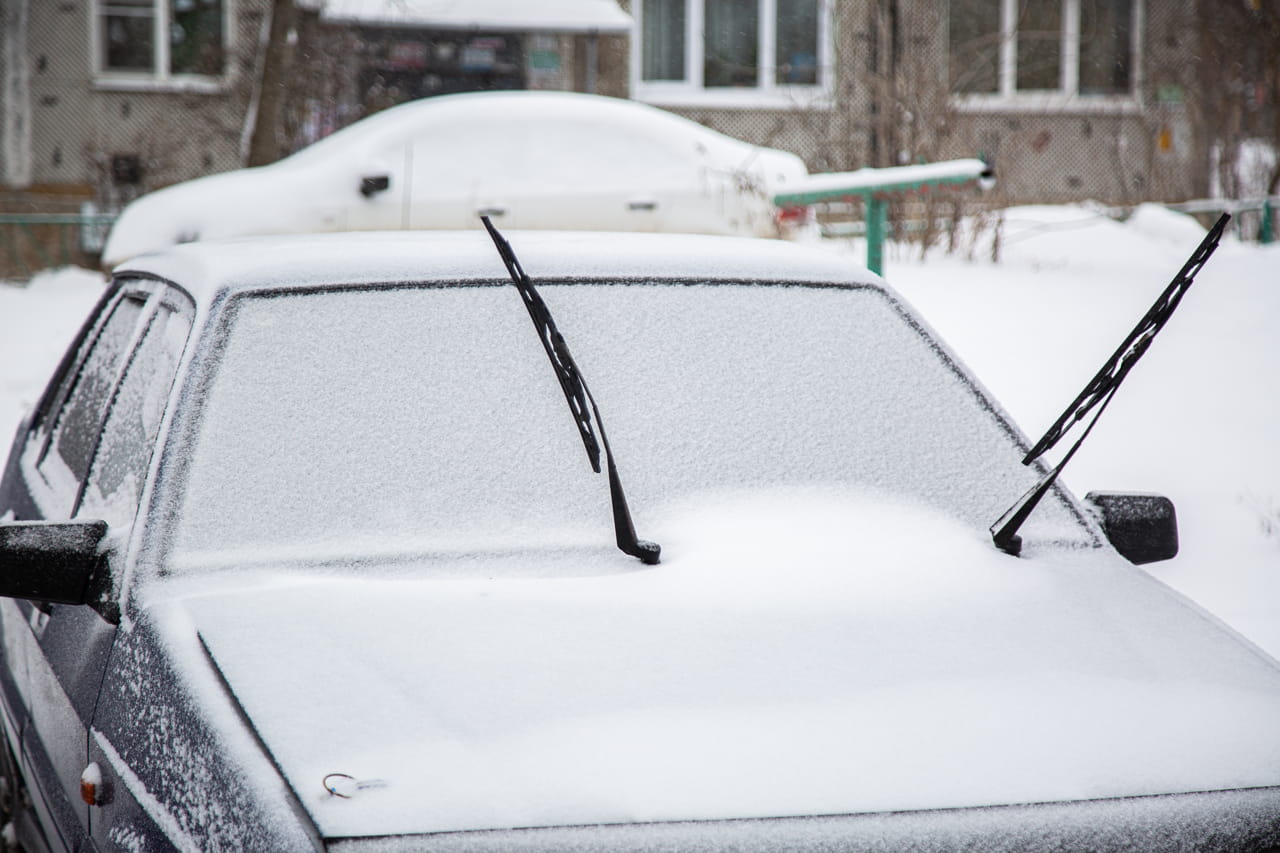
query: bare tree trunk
[
  {"left": 1264, "top": 10, "right": 1280, "bottom": 200},
  {"left": 246, "top": 0, "right": 296, "bottom": 167},
  {"left": 3, "top": 0, "right": 32, "bottom": 187}
]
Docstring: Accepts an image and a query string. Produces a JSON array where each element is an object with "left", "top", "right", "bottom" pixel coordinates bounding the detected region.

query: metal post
[
  {"left": 865, "top": 194, "right": 886, "bottom": 275},
  {"left": 585, "top": 33, "right": 598, "bottom": 94},
  {"left": 1260, "top": 199, "right": 1274, "bottom": 245}
]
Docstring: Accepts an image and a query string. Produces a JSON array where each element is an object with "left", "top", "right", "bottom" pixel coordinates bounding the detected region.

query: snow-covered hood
[{"left": 169, "top": 492, "right": 1280, "bottom": 840}]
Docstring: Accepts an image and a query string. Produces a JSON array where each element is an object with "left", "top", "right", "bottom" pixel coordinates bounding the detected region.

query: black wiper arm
[
  {"left": 991, "top": 212, "right": 1230, "bottom": 556},
  {"left": 481, "top": 216, "right": 660, "bottom": 565}
]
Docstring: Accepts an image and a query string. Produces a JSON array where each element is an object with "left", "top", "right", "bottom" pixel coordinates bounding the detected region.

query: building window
[
  {"left": 636, "top": 0, "right": 831, "bottom": 106},
  {"left": 949, "top": 0, "right": 1139, "bottom": 101},
  {"left": 98, "top": 0, "right": 226, "bottom": 82}
]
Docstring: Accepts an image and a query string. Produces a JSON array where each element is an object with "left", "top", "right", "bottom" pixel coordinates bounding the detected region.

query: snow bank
[
  {"left": 1124, "top": 202, "right": 1216, "bottom": 246},
  {"left": 0, "top": 268, "right": 105, "bottom": 448}
]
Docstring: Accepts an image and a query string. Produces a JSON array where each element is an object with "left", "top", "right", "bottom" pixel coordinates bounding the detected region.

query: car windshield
[{"left": 171, "top": 282, "right": 1093, "bottom": 570}]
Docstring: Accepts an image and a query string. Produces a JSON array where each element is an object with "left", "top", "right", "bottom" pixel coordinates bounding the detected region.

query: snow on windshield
[{"left": 171, "top": 282, "right": 1091, "bottom": 568}]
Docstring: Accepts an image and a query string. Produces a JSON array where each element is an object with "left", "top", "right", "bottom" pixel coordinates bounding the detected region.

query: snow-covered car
[
  {"left": 1, "top": 229, "right": 1279, "bottom": 852},
  {"left": 100, "top": 91, "right": 811, "bottom": 265}
]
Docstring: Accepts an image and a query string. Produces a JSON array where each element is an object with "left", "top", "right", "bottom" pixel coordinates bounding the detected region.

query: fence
[
  {"left": 3, "top": 195, "right": 1274, "bottom": 284},
  {"left": 0, "top": 211, "right": 115, "bottom": 281}
]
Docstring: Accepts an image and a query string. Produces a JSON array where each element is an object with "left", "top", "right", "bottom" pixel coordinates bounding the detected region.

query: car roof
[{"left": 112, "top": 230, "right": 882, "bottom": 303}]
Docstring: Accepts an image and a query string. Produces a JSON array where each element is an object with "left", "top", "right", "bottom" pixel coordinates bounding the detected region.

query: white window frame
[
  {"left": 951, "top": 0, "right": 1145, "bottom": 113},
  {"left": 90, "top": 0, "right": 233, "bottom": 93},
  {"left": 633, "top": 0, "right": 835, "bottom": 109}
]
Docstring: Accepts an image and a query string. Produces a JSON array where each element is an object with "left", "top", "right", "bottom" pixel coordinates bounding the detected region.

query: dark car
[{"left": 1, "top": 230, "right": 1278, "bottom": 852}]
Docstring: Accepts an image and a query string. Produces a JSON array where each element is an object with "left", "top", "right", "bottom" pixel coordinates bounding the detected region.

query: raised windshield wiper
[
  {"left": 481, "top": 216, "right": 661, "bottom": 565},
  {"left": 990, "top": 212, "right": 1230, "bottom": 557}
]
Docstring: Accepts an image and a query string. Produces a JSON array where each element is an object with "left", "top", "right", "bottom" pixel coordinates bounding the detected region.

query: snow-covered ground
[
  {"left": 0, "top": 204, "right": 1276, "bottom": 660},
  {"left": 0, "top": 265, "right": 103, "bottom": 446}
]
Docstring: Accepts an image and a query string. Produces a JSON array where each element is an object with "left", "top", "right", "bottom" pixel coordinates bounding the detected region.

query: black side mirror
[
  {"left": 360, "top": 175, "right": 391, "bottom": 197},
  {"left": 1084, "top": 492, "right": 1178, "bottom": 565},
  {"left": 0, "top": 520, "right": 108, "bottom": 605}
]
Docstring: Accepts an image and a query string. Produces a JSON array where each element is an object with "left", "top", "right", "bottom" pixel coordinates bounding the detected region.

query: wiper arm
[
  {"left": 991, "top": 212, "right": 1230, "bottom": 556},
  {"left": 481, "top": 217, "right": 660, "bottom": 565}
]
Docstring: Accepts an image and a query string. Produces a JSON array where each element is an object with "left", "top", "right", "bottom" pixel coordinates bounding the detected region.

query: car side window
[
  {"left": 77, "top": 295, "right": 193, "bottom": 530},
  {"left": 34, "top": 293, "right": 148, "bottom": 511}
]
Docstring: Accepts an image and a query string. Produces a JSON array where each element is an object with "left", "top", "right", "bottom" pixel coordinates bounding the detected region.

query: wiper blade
[
  {"left": 481, "top": 217, "right": 660, "bottom": 565},
  {"left": 991, "top": 212, "right": 1230, "bottom": 557}
]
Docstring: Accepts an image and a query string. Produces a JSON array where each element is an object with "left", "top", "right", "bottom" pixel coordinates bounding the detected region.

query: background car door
[{"left": 0, "top": 279, "right": 191, "bottom": 851}]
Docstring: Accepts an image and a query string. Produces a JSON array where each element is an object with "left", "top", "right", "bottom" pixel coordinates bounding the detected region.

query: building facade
[
  {"left": 0, "top": 0, "right": 633, "bottom": 205},
  {"left": 623, "top": 0, "right": 1211, "bottom": 204},
  {"left": 2, "top": 0, "right": 266, "bottom": 206},
  {"left": 1, "top": 1, "right": 1270, "bottom": 232},
  {"left": 292, "top": 0, "right": 632, "bottom": 151}
]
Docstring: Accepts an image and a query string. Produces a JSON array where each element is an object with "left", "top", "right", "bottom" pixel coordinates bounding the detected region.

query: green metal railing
[{"left": 774, "top": 159, "right": 993, "bottom": 275}]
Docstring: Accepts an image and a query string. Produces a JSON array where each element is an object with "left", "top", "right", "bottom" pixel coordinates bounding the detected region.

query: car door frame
[{"left": 0, "top": 277, "right": 195, "bottom": 853}]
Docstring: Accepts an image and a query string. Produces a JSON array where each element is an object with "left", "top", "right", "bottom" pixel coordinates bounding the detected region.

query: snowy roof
[
  {"left": 115, "top": 229, "right": 878, "bottom": 304},
  {"left": 319, "top": 0, "right": 633, "bottom": 33}
]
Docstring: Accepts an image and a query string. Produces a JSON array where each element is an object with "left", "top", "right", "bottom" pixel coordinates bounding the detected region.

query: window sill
[
  {"left": 635, "top": 83, "right": 834, "bottom": 111},
  {"left": 92, "top": 75, "right": 228, "bottom": 95},
  {"left": 951, "top": 93, "right": 1144, "bottom": 114}
]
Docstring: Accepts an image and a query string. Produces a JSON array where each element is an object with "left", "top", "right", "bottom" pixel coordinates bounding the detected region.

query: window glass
[
  {"left": 639, "top": 0, "right": 826, "bottom": 95},
  {"left": 949, "top": 0, "right": 1136, "bottom": 98},
  {"left": 103, "top": 0, "right": 155, "bottom": 71},
  {"left": 40, "top": 296, "right": 147, "bottom": 497},
  {"left": 776, "top": 0, "right": 819, "bottom": 85},
  {"left": 99, "top": 0, "right": 224, "bottom": 77},
  {"left": 1079, "top": 0, "right": 1132, "bottom": 95},
  {"left": 642, "top": 0, "right": 686, "bottom": 81},
  {"left": 1015, "top": 0, "right": 1062, "bottom": 91},
  {"left": 170, "top": 0, "right": 225, "bottom": 75},
  {"left": 948, "top": 0, "right": 1000, "bottom": 94},
  {"left": 79, "top": 304, "right": 191, "bottom": 529},
  {"left": 704, "top": 0, "right": 759, "bottom": 88},
  {"left": 174, "top": 284, "right": 1091, "bottom": 569}
]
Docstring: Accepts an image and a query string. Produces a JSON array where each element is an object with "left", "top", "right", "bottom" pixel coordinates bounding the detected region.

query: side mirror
[
  {"left": 1084, "top": 492, "right": 1178, "bottom": 565},
  {"left": 360, "top": 175, "right": 391, "bottom": 198},
  {"left": 0, "top": 520, "right": 108, "bottom": 605}
]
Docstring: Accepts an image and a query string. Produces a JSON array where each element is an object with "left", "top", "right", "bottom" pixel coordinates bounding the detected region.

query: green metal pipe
[{"left": 865, "top": 195, "right": 886, "bottom": 276}]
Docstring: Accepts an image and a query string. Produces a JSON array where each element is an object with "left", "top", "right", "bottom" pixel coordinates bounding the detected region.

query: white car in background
[{"left": 100, "top": 91, "right": 810, "bottom": 264}]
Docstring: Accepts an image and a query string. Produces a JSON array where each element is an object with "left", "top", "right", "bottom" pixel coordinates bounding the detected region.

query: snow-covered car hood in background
[{"left": 160, "top": 489, "right": 1280, "bottom": 841}]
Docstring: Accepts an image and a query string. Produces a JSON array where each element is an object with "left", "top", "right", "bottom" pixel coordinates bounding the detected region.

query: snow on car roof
[
  {"left": 113, "top": 230, "right": 882, "bottom": 302},
  {"left": 278, "top": 90, "right": 775, "bottom": 171}
]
